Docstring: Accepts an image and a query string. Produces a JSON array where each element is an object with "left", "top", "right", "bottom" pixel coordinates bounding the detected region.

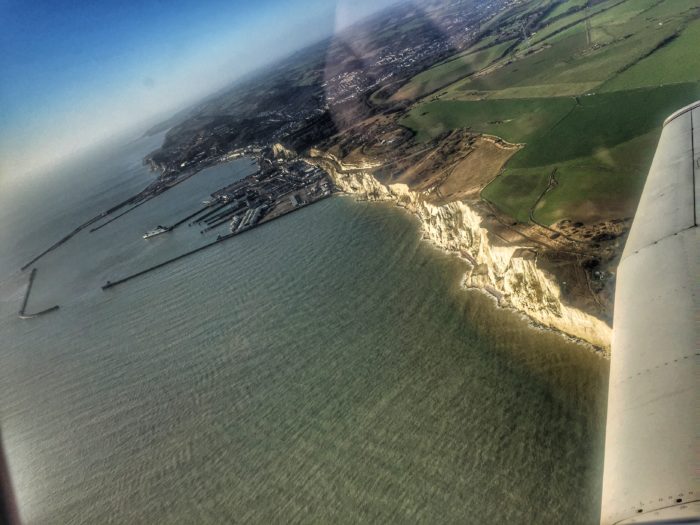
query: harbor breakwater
[{"left": 308, "top": 149, "right": 612, "bottom": 352}]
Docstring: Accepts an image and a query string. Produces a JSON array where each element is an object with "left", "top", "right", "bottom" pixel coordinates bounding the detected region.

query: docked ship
[
  {"left": 229, "top": 215, "right": 242, "bottom": 232},
  {"left": 142, "top": 226, "right": 170, "bottom": 239}
]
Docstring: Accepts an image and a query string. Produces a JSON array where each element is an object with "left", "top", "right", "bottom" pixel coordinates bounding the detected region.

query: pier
[
  {"left": 103, "top": 224, "right": 259, "bottom": 290},
  {"left": 20, "top": 194, "right": 141, "bottom": 271},
  {"left": 20, "top": 165, "right": 206, "bottom": 272},
  {"left": 201, "top": 204, "right": 246, "bottom": 233},
  {"left": 102, "top": 193, "right": 329, "bottom": 291},
  {"left": 90, "top": 197, "right": 153, "bottom": 233},
  {"left": 103, "top": 238, "right": 222, "bottom": 290},
  {"left": 23, "top": 147, "right": 335, "bottom": 301},
  {"left": 167, "top": 203, "right": 215, "bottom": 230},
  {"left": 192, "top": 202, "right": 228, "bottom": 224},
  {"left": 201, "top": 204, "right": 240, "bottom": 225},
  {"left": 18, "top": 268, "right": 60, "bottom": 319}
]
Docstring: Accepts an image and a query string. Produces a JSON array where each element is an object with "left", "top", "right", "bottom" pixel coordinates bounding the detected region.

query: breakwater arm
[
  {"left": 20, "top": 195, "right": 141, "bottom": 271},
  {"left": 103, "top": 242, "right": 219, "bottom": 289},
  {"left": 18, "top": 268, "right": 36, "bottom": 315},
  {"left": 90, "top": 197, "right": 154, "bottom": 233},
  {"left": 18, "top": 268, "right": 59, "bottom": 319},
  {"left": 168, "top": 203, "right": 215, "bottom": 230},
  {"left": 20, "top": 165, "right": 206, "bottom": 271},
  {"left": 102, "top": 193, "right": 330, "bottom": 290}
]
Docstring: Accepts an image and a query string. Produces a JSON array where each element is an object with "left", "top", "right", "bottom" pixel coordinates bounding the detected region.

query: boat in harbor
[{"left": 142, "top": 226, "right": 170, "bottom": 239}]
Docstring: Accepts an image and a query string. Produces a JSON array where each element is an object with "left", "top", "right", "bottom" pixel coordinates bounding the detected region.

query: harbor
[
  {"left": 102, "top": 189, "right": 331, "bottom": 290},
  {"left": 16, "top": 146, "right": 335, "bottom": 312},
  {"left": 101, "top": 148, "right": 333, "bottom": 289},
  {"left": 0, "top": 170, "right": 608, "bottom": 524}
]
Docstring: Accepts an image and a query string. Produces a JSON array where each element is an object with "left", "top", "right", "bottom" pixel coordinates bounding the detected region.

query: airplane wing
[{"left": 600, "top": 101, "right": 699, "bottom": 524}]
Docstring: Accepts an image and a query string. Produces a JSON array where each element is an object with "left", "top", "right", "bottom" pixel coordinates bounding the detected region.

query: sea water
[{"left": 0, "top": 134, "right": 608, "bottom": 524}]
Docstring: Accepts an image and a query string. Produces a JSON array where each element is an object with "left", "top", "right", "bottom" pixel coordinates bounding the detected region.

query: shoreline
[
  {"left": 347, "top": 190, "right": 609, "bottom": 356},
  {"left": 308, "top": 150, "right": 612, "bottom": 354},
  {"left": 23, "top": 136, "right": 611, "bottom": 352},
  {"left": 459, "top": 273, "right": 608, "bottom": 357}
]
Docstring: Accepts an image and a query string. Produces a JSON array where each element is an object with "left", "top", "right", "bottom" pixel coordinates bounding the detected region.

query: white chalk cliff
[{"left": 309, "top": 149, "right": 612, "bottom": 352}]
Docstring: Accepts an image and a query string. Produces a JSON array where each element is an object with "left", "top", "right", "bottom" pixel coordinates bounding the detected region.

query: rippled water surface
[{"left": 0, "top": 135, "right": 608, "bottom": 524}]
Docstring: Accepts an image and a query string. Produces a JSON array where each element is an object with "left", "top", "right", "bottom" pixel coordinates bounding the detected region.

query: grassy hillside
[
  {"left": 401, "top": 97, "right": 575, "bottom": 143},
  {"left": 398, "top": 0, "right": 700, "bottom": 225},
  {"left": 600, "top": 19, "right": 700, "bottom": 92},
  {"left": 391, "top": 40, "right": 514, "bottom": 101}
]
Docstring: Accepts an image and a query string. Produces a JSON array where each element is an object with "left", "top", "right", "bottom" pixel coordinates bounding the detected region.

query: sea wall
[{"left": 309, "top": 150, "right": 612, "bottom": 352}]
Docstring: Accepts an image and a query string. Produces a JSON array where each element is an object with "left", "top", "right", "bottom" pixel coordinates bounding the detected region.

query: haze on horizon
[{"left": 0, "top": 0, "right": 405, "bottom": 179}]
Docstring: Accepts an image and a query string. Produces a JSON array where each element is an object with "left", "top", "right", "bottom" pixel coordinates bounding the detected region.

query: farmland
[
  {"left": 399, "top": 0, "right": 700, "bottom": 225},
  {"left": 401, "top": 96, "right": 576, "bottom": 143},
  {"left": 391, "top": 40, "right": 515, "bottom": 101},
  {"left": 144, "top": 0, "right": 700, "bottom": 320}
]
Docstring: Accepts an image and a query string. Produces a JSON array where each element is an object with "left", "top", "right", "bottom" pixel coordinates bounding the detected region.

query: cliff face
[{"left": 309, "top": 150, "right": 612, "bottom": 352}]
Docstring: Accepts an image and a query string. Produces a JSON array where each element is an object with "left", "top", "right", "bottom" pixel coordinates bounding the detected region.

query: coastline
[
  {"left": 135, "top": 142, "right": 612, "bottom": 353},
  {"left": 308, "top": 149, "right": 612, "bottom": 354}
]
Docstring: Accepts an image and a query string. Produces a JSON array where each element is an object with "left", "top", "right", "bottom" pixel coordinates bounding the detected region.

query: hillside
[{"left": 144, "top": 0, "right": 700, "bottom": 326}]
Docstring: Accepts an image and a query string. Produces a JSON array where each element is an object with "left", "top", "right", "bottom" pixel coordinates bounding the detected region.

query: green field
[
  {"left": 401, "top": 97, "right": 575, "bottom": 143},
  {"left": 541, "top": 0, "right": 589, "bottom": 23},
  {"left": 483, "top": 82, "right": 700, "bottom": 223},
  {"left": 479, "top": 0, "right": 551, "bottom": 33},
  {"left": 393, "top": 41, "right": 514, "bottom": 100},
  {"left": 399, "top": 0, "right": 700, "bottom": 225},
  {"left": 512, "top": 83, "right": 700, "bottom": 168},
  {"left": 449, "top": 0, "right": 693, "bottom": 98},
  {"left": 600, "top": 19, "right": 700, "bottom": 92}
]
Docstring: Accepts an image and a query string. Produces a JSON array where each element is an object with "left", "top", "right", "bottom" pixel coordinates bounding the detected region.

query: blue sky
[{"left": 0, "top": 0, "right": 402, "bottom": 176}]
